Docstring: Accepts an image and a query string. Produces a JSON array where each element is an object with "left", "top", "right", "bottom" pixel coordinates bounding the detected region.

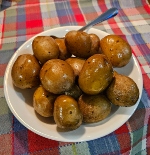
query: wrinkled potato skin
[
  {"left": 65, "top": 30, "right": 92, "bottom": 58},
  {"left": 78, "top": 54, "right": 113, "bottom": 95},
  {"left": 100, "top": 35, "right": 132, "bottom": 67},
  {"left": 55, "top": 38, "right": 72, "bottom": 60},
  {"left": 11, "top": 54, "right": 41, "bottom": 89},
  {"left": 65, "top": 57, "right": 85, "bottom": 77},
  {"left": 89, "top": 33, "right": 101, "bottom": 55},
  {"left": 54, "top": 95, "right": 83, "bottom": 130},
  {"left": 33, "top": 85, "right": 57, "bottom": 117},
  {"left": 32, "top": 36, "right": 59, "bottom": 64},
  {"left": 78, "top": 94, "right": 111, "bottom": 123},
  {"left": 40, "top": 59, "right": 75, "bottom": 94},
  {"left": 106, "top": 72, "right": 139, "bottom": 107}
]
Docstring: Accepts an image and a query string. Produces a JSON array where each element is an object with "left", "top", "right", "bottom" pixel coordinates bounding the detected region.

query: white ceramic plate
[{"left": 4, "top": 26, "right": 143, "bottom": 142}]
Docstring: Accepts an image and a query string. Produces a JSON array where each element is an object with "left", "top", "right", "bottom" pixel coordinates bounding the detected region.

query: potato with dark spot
[
  {"left": 55, "top": 38, "right": 72, "bottom": 60},
  {"left": 65, "top": 57, "right": 85, "bottom": 77},
  {"left": 78, "top": 94, "right": 111, "bottom": 123},
  {"left": 32, "top": 36, "right": 59, "bottom": 64},
  {"left": 65, "top": 30, "right": 92, "bottom": 58},
  {"left": 100, "top": 35, "right": 132, "bottom": 67},
  {"left": 54, "top": 95, "right": 83, "bottom": 130},
  {"left": 11, "top": 54, "right": 41, "bottom": 89},
  {"left": 33, "top": 85, "right": 57, "bottom": 117},
  {"left": 40, "top": 59, "right": 75, "bottom": 94},
  {"left": 106, "top": 72, "right": 139, "bottom": 107},
  {"left": 78, "top": 54, "right": 113, "bottom": 95},
  {"left": 65, "top": 84, "right": 83, "bottom": 100}
]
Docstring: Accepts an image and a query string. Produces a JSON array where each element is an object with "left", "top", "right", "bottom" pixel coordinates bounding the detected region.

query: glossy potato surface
[
  {"left": 65, "top": 30, "right": 92, "bottom": 58},
  {"left": 65, "top": 57, "right": 85, "bottom": 77},
  {"left": 11, "top": 54, "right": 41, "bottom": 89},
  {"left": 40, "top": 59, "right": 75, "bottom": 94},
  {"left": 32, "top": 36, "right": 59, "bottom": 64},
  {"left": 33, "top": 85, "right": 57, "bottom": 117},
  {"left": 89, "top": 33, "right": 101, "bottom": 55},
  {"left": 100, "top": 35, "right": 132, "bottom": 67},
  {"left": 54, "top": 95, "right": 83, "bottom": 130},
  {"left": 78, "top": 54, "right": 113, "bottom": 95},
  {"left": 55, "top": 38, "right": 71, "bottom": 60}
]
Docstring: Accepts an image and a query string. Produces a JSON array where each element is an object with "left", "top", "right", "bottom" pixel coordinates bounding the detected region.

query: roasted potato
[
  {"left": 100, "top": 35, "right": 132, "bottom": 67},
  {"left": 78, "top": 54, "right": 114, "bottom": 95},
  {"left": 32, "top": 36, "right": 59, "bottom": 64},
  {"left": 106, "top": 72, "right": 139, "bottom": 106},
  {"left": 33, "top": 85, "right": 57, "bottom": 117},
  {"left": 65, "top": 30, "right": 92, "bottom": 58},
  {"left": 54, "top": 95, "right": 83, "bottom": 130},
  {"left": 78, "top": 94, "right": 111, "bottom": 123},
  {"left": 65, "top": 57, "right": 85, "bottom": 77},
  {"left": 11, "top": 54, "right": 41, "bottom": 89},
  {"left": 55, "top": 38, "right": 72, "bottom": 60},
  {"left": 40, "top": 59, "right": 75, "bottom": 94},
  {"left": 89, "top": 33, "right": 101, "bottom": 55},
  {"left": 65, "top": 31, "right": 101, "bottom": 58}
]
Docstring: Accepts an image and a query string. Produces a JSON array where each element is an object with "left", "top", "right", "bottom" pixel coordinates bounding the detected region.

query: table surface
[{"left": 0, "top": 0, "right": 150, "bottom": 155}]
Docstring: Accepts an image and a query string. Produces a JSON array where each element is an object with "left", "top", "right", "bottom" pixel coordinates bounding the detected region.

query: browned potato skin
[
  {"left": 89, "top": 33, "right": 101, "bottom": 55},
  {"left": 33, "top": 85, "right": 57, "bottom": 117},
  {"left": 11, "top": 54, "right": 41, "bottom": 89},
  {"left": 55, "top": 38, "right": 72, "bottom": 60},
  {"left": 78, "top": 54, "right": 113, "bottom": 95},
  {"left": 100, "top": 35, "right": 132, "bottom": 67},
  {"left": 65, "top": 57, "right": 85, "bottom": 77},
  {"left": 78, "top": 94, "right": 111, "bottom": 123},
  {"left": 54, "top": 95, "right": 83, "bottom": 130},
  {"left": 32, "top": 36, "right": 59, "bottom": 64},
  {"left": 106, "top": 72, "right": 139, "bottom": 107},
  {"left": 40, "top": 59, "right": 75, "bottom": 94},
  {"left": 65, "top": 30, "right": 92, "bottom": 58}
]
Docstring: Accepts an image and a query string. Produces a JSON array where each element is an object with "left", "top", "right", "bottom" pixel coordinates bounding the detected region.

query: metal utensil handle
[{"left": 78, "top": 8, "right": 118, "bottom": 31}]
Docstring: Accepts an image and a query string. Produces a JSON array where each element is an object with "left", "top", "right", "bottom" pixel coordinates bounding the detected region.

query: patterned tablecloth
[{"left": 0, "top": 0, "right": 150, "bottom": 154}]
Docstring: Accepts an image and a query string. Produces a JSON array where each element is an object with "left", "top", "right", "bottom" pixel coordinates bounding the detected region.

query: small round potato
[
  {"left": 11, "top": 54, "right": 41, "bottom": 89},
  {"left": 32, "top": 36, "right": 59, "bottom": 64},
  {"left": 106, "top": 72, "right": 139, "bottom": 107},
  {"left": 54, "top": 95, "right": 83, "bottom": 130},
  {"left": 55, "top": 38, "right": 72, "bottom": 60},
  {"left": 65, "top": 57, "right": 85, "bottom": 77},
  {"left": 33, "top": 85, "right": 57, "bottom": 117},
  {"left": 78, "top": 54, "right": 114, "bottom": 95},
  {"left": 100, "top": 35, "right": 132, "bottom": 67},
  {"left": 65, "top": 30, "right": 92, "bottom": 58},
  {"left": 40, "top": 59, "right": 75, "bottom": 94},
  {"left": 78, "top": 94, "right": 111, "bottom": 123}
]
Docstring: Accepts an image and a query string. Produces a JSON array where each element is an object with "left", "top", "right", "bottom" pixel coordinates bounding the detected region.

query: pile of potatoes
[{"left": 11, "top": 30, "right": 139, "bottom": 130}]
